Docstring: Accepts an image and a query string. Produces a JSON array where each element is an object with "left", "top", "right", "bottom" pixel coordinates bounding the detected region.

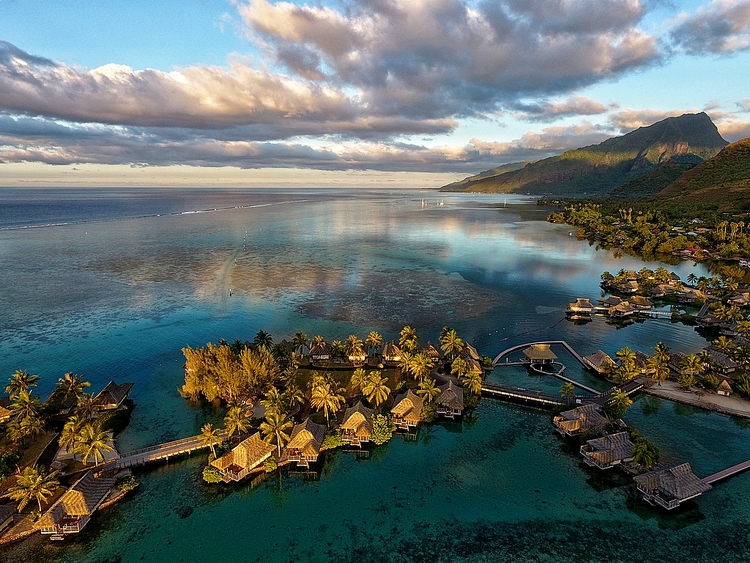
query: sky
[{"left": 1, "top": 0, "right": 750, "bottom": 188}]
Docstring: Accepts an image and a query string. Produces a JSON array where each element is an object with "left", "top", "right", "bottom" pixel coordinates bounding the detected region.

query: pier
[
  {"left": 480, "top": 381, "right": 566, "bottom": 407},
  {"left": 112, "top": 430, "right": 229, "bottom": 470},
  {"left": 702, "top": 458, "right": 750, "bottom": 485}
]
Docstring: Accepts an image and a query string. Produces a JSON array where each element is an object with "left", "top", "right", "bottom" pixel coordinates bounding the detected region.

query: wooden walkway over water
[
  {"left": 492, "top": 340, "right": 587, "bottom": 367},
  {"left": 112, "top": 430, "right": 229, "bottom": 470},
  {"left": 702, "top": 458, "right": 750, "bottom": 485},
  {"left": 480, "top": 381, "right": 566, "bottom": 407}
]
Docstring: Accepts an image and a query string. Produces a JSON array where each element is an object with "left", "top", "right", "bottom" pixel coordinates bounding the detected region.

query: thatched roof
[
  {"left": 718, "top": 379, "right": 733, "bottom": 394},
  {"left": 582, "top": 432, "right": 634, "bottom": 466},
  {"left": 583, "top": 350, "right": 615, "bottom": 371},
  {"left": 309, "top": 341, "right": 330, "bottom": 357},
  {"left": 460, "top": 343, "right": 481, "bottom": 362},
  {"left": 382, "top": 341, "right": 401, "bottom": 360},
  {"left": 568, "top": 298, "right": 594, "bottom": 310},
  {"left": 630, "top": 295, "right": 653, "bottom": 308},
  {"left": 554, "top": 404, "right": 607, "bottom": 434},
  {"left": 436, "top": 381, "right": 463, "bottom": 411},
  {"left": 211, "top": 432, "right": 274, "bottom": 471},
  {"left": 341, "top": 401, "right": 374, "bottom": 438},
  {"left": 425, "top": 342, "right": 441, "bottom": 360},
  {"left": 35, "top": 471, "right": 116, "bottom": 531},
  {"left": 0, "top": 404, "right": 11, "bottom": 423},
  {"left": 635, "top": 351, "right": 651, "bottom": 371},
  {"left": 598, "top": 296, "right": 623, "bottom": 307},
  {"left": 95, "top": 381, "right": 133, "bottom": 409},
  {"left": 706, "top": 349, "right": 739, "bottom": 370},
  {"left": 523, "top": 344, "right": 557, "bottom": 362},
  {"left": 392, "top": 390, "right": 423, "bottom": 423},
  {"left": 634, "top": 463, "right": 711, "bottom": 502},
  {"left": 287, "top": 418, "right": 326, "bottom": 457}
]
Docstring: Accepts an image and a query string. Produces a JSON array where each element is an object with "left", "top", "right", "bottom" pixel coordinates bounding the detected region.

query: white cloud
[{"left": 670, "top": 0, "right": 750, "bottom": 54}]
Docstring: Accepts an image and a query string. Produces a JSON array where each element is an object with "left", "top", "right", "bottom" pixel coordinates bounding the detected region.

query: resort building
[
  {"left": 425, "top": 342, "right": 442, "bottom": 362},
  {"left": 728, "top": 292, "right": 750, "bottom": 307},
  {"left": 629, "top": 295, "right": 653, "bottom": 310},
  {"left": 35, "top": 471, "right": 116, "bottom": 539},
  {"left": 435, "top": 381, "right": 464, "bottom": 419},
  {"left": 668, "top": 351, "right": 687, "bottom": 375},
  {"left": 286, "top": 418, "right": 326, "bottom": 468},
  {"left": 694, "top": 303, "right": 725, "bottom": 328},
  {"left": 704, "top": 349, "right": 739, "bottom": 374},
  {"left": 580, "top": 432, "right": 635, "bottom": 470},
  {"left": 347, "top": 350, "right": 367, "bottom": 365},
  {"left": 608, "top": 301, "right": 636, "bottom": 319},
  {"left": 567, "top": 298, "right": 595, "bottom": 316},
  {"left": 0, "top": 504, "right": 15, "bottom": 533},
  {"left": 634, "top": 463, "right": 711, "bottom": 510},
  {"left": 618, "top": 280, "right": 640, "bottom": 294},
  {"left": 717, "top": 380, "right": 733, "bottom": 396},
  {"left": 210, "top": 432, "right": 275, "bottom": 482},
  {"left": 94, "top": 381, "right": 133, "bottom": 411},
  {"left": 598, "top": 296, "right": 624, "bottom": 308},
  {"left": 583, "top": 350, "right": 616, "bottom": 374},
  {"left": 340, "top": 401, "right": 374, "bottom": 447},
  {"left": 382, "top": 341, "right": 402, "bottom": 365},
  {"left": 391, "top": 390, "right": 423, "bottom": 430},
  {"left": 679, "top": 288, "right": 708, "bottom": 304},
  {"left": 0, "top": 404, "right": 11, "bottom": 424},
  {"left": 553, "top": 404, "right": 608, "bottom": 437},
  {"left": 309, "top": 341, "right": 330, "bottom": 363},
  {"left": 522, "top": 344, "right": 557, "bottom": 366},
  {"left": 460, "top": 343, "right": 482, "bottom": 363},
  {"left": 634, "top": 351, "right": 652, "bottom": 375}
]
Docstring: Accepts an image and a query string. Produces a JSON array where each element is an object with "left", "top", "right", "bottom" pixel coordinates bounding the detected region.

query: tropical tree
[
  {"left": 461, "top": 370, "right": 483, "bottom": 396},
  {"left": 282, "top": 383, "right": 305, "bottom": 413},
  {"left": 74, "top": 422, "right": 114, "bottom": 466},
  {"left": 606, "top": 389, "right": 633, "bottom": 420},
  {"left": 59, "top": 414, "right": 86, "bottom": 453},
  {"left": 653, "top": 342, "right": 671, "bottom": 364},
  {"left": 631, "top": 438, "right": 659, "bottom": 470},
  {"left": 10, "top": 390, "right": 41, "bottom": 422},
  {"left": 365, "top": 331, "right": 383, "bottom": 356},
  {"left": 646, "top": 357, "right": 669, "bottom": 386},
  {"left": 330, "top": 340, "right": 345, "bottom": 360},
  {"left": 408, "top": 351, "right": 434, "bottom": 382},
  {"left": 362, "top": 371, "right": 390, "bottom": 407},
  {"left": 310, "top": 380, "right": 345, "bottom": 427},
  {"left": 253, "top": 330, "right": 273, "bottom": 350},
  {"left": 712, "top": 336, "right": 735, "bottom": 354},
  {"left": 53, "top": 372, "right": 90, "bottom": 405},
  {"left": 615, "top": 347, "right": 636, "bottom": 373},
  {"left": 260, "top": 411, "right": 293, "bottom": 457},
  {"left": 224, "top": 406, "right": 252, "bottom": 438},
  {"left": 311, "top": 335, "right": 325, "bottom": 348},
  {"left": 439, "top": 329, "right": 464, "bottom": 361},
  {"left": 2, "top": 465, "right": 59, "bottom": 512},
  {"left": 677, "top": 372, "right": 697, "bottom": 390},
  {"left": 292, "top": 332, "right": 309, "bottom": 355},
  {"left": 200, "top": 423, "right": 222, "bottom": 459},
  {"left": 696, "top": 350, "right": 715, "bottom": 375},
  {"left": 680, "top": 354, "right": 702, "bottom": 378},
  {"left": 5, "top": 370, "right": 39, "bottom": 399},
  {"left": 261, "top": 386, "right": 285, "bottom": 416},
  {"left": 343, "top": 334, "right": 365, "bottom": 360},
  {"left": 398, "top": 350, "right": 413, "bottom": 375},
  {"left": 560, "top": 382, "right": 576, "bottom": 399},
  {"left": 416, "top": 377, "right": 441, "bottom": 404},
  {"left": 74, "top": 392, "right": 98, "bottom": 420},
  {"left": 687, "top": 272, "right": 698, "bottom": 286},
  {"left": 450, "top": 357, "right": 468, "bottom": 378},
  {"left": 736, "top": 321, "right": 750, "bottom": 338},
  {"left": 349, "top": 368, "right": 367, "bottom": 394},
  {"left": 399, "top": 326, "right": 419, "bottom": 353}
]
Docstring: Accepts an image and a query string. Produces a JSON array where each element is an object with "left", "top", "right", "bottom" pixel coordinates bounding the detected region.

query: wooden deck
[
  {"left": 112, "top": 430, "right": 229, "bottom": 469},
  {"left": 492, "top": 340, "right": 586, "bottom": 367},
  {"left": 480, "top": 382, "right": 566, "bottom": 407},
  {"left": 702, "top": 458, "right": 750, "bottom": 485}
]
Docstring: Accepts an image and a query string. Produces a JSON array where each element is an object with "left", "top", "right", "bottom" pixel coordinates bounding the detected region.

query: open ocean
[{"left": 1, "top": 187, "right": 749, "bottom": 563}]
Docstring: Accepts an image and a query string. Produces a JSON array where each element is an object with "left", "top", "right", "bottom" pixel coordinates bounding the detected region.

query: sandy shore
[{"left": 642, "top": 378, "right": 750, "bottom": 418}]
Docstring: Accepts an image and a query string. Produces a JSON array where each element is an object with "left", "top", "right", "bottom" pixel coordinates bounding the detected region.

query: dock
[
  {"left": 480, "top": 382, "right": 566, "bottom": 407},
  {"left": 702, "top": 458, "right": 750, "bottom": 485},
  {"left": 112, "top": 430, "right": 229, "bottom": 470}
]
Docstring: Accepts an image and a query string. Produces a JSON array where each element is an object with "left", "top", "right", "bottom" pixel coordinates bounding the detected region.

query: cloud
[
  {"left": 510, "top": 96, "right": 614, "bottom": 122},
  {"left": 607, "top": 108, "right": 702, "bottom": 131},
  {"left": 716, "top": 119, "right": 750, "bottom": 141},
  {"left": 670, "top": 0, "right": 750, "bottom": 54}
]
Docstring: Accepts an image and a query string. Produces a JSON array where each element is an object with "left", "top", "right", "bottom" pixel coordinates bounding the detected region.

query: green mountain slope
[
  {"left": 607, "top": 156, "right": 702, "bottom": 199},
  {"left": 441, "top": 113, "right": 727, "bottom": 195},
  {"left": 654, "top": 138, "right": 750, "bottom": 211}
]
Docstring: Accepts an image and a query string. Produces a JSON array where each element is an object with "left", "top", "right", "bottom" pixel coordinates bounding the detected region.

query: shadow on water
[{"left": 625, "top": 486, "right": 707, "bottom": 531}]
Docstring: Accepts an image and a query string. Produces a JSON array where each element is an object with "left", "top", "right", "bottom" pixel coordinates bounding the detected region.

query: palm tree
[
  {"left": 74, "top": 392, "right": 98, "bottom": 420},
  {"left": 224, "top": 406, "right": 252, "bottom": 438},
  {"left": 677, "top": 372, "right": 697, "bottom": 390},
  {"left": 260, "top": 411, "right": 293, "bottom": 457},
  {"left": 10, "top": 390, "right": 41, "bottom": 422},
  {"left": 736, "top": 321, "right": 750, "bottom": 337},
  {"left": 399, "top": 326, "right": 419, "bottom": 353},
  {"left": 282, "top": 383, "right": 305, "bottom": 413},
  {"left": 451, "top": 357, "right": 468, "bottom": 378},
  {"left": 560, "top": 382, "right": 576, "bottom": 399},
  {"left": 365, "top": 331, "right": 383, "bottom": 357},
  {"left": 261, "top": 386, "right": 285, "bottom": 416},
  {"left": 330, "top": 340, "right": 344, "bottom": 360},
  {"left": 461, "top": 370, "right": 483, "bottom": 396},
  {"left": 681, "top": 354, "right": 702, "bottom": 378},
  {"left": 646, "top": 357, "right": 669, "bottom": 386},
  {"left": 2, "top": 465, "right": 59, "bottom": 512},
  {"left": 606, "top": 389, "right": 633, "bottom": 419},
  {"left": 696, "top": 350, "right": 714, "bottom": 374},
  {"left": 408, "top": 351, "right": 434, "bottom": 382},
  {"left": 5, "top": 370, "right": 39, "bottom": 399},
  {"left": 343, "top": 334, "right": 364, "bottom": 361},
  {"left": 59, "top": 414, "right": 86, "bottom": 453},
  {"left": 687, "top": 272, "right": 697, "bottom": 286},
  {"left": 253, "top": 330, "right": 273, "bottom": 350},
  {"left": 362, "top": 371, "right": 390, "bottom": 407},
  {"left": 74, "top": 422, "right": 114, "bottom": 466},
  {"left": 416, "top": 377, "right": 441, "bottom": 404},
  {"left": 712, "top": 336, "right": 735, "bottom": 354},
  {"left": 349, "top": 368, "right": 367, "bottom": 394},
  {"left": 200, "top": 423, "right": 222, "bottom": 459},
  {"left": 398, "top": 350, "right": 413, "bottom": 375},
  {"left": 311, "top": 335, "right": 325, "bottom": 348},
  {"left": 653, "top": 342, "right": 671, "bottom": 364},
  {"left": 310, "top": 380, "right": 345, "bottom": 427},
  {"left": 53, "top": 372, "right": 90, "bottom": 404},
  {"left": 439, "top": 329, "right": 464, "bottom": 361},
  {"left": 292, "top": 332, "right": 309, "bottom": 355},
  {"left": 631, "top": 440, "right": 659, "bottom": 470}
]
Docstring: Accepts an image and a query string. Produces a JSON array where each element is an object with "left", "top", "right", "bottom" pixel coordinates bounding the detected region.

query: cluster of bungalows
[
  {"left": 567, "top": 295, "right": 668, "bottom": 321},
  {"left": 35, "top": 471, "right": 116, "bottom": 540},
  {"left": 634, "top": 463, "right": 712, "bottom": 510}
]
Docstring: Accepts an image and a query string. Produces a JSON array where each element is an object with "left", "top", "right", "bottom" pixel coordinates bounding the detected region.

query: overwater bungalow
[
  {"left": 286, "top": 418, "right": 326, "bottom": 468},
  {"left": 598, "top": 296, "right": 624, "bottom": 308},
  {"left": 567, "top": 298, "right": 595, "bottom": 316},
  {"left": 618, "top": 280, "right": 640, "bottom": 294},
  {"left": 309, "top": 341, "right": 330, "bottom": 363},
  {"left": 347, "top": 350, "right": 367, "bottom": 365},
  {"left": 553, "top": 404, "right": 608, "bottom": 437},
  {"left": 705, "top": 349, "right": 739, "bottom": 374},
  {"left": 580, "top": 432, "right": 635, "bottom": 470},
  {"left": 210, "top": 432, "right": 275, "bottom": 482},
  {"left": 435, "top": 381, "right": 464, "bottom": 419},
  {"left": 582, "top": 350, "right": 616, "bottom": 374},
  {"left": 694, "top": 303, "right": 724, "bottom": 328},
  {"left": 391, "top": 390, "right": 423, "bottom": 430},
  {"left": 522, "top": 344, "right": 557, "bottom": 366},
  {"left": 717, "top": 379, "right": 733, "bottom": 396},
  {"left": 679, "top": 288, "right": 708, "bottom": 304},
  {"left": 382, "top": 341, "right": 402, "bottom": 365},
  {"left": 340, "top": 401, "right": 374, "bottom": 447},
  {"left": 668, "top": 351, "right": 687, "bottom": 375},
  {"left": 633, "top": 463, "right": 711, "bottom": 510},
  {"left": 425, "top": 342, "right": 442, "bottom": 362},
  {"left": 728, "top": 292, "right": 750, "bottom": 307},
  {"left": 35, "top": 471, "right": 116, "bottom": 539},
  {"left": 94, "top": 381, "right": 134, "bottom": 411},
  {"left": 649, "top": 283, "right": 675, "bottom": 298},
  {"left": 608, "top": 301, "right": 636, "bottom": 319},
  {"left": 629, "top": 295, "right": 653, "bottom": 310}
]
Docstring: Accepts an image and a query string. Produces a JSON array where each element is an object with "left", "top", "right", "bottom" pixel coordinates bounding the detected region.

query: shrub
[
  {"left": 321, "top": 432, "right": 346, "bottom": 450},
  {"left": 264, "top": 458, "right": 278, "bottom": 473},
  {"left": 116, "top": 475, "right": 139, "bottom": 493},
  {"left": 421, "top": 403, "right": 437, "bottom": 424},
  {"left": 371, "top": 414, "right": 396, "bottom": 445},
  {"left": 202, "top": 466, "right": 223, "bottom": 484}
]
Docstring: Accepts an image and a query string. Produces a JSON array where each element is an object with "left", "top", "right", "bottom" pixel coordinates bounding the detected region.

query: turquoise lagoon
[{"left": 1, "top": 188, "right": 749, "bottom": 563}]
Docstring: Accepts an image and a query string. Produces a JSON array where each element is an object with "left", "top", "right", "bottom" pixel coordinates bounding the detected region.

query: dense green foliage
[
  {"left": 371, "top": 414, "right": 396, "bottom": 445},
  {"left": 202, "top": 466, "right": 223, "bottom": 484},
  {"left": 116, "top": 475, "right": 140, "bottom": 493}
]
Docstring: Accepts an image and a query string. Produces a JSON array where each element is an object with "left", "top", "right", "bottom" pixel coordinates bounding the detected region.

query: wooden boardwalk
[
  {"left": 480, "top": 382, "right": 566, "bottom": 408},
  {"left": 112, "top": 430, "right": 229, "bottom": 470},
  {"left": 492, "top": 340, "right": 586, "bottom": 367},
  {"left": 702, "top": 458, "right": 750, "bottom": 485}
]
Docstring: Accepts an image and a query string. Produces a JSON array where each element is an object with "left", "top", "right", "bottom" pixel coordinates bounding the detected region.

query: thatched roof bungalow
[
  {"left": 94, "top": 381, "right": 133, "bottom": 410},
  {"left": 0, "top": 404, "right": 11, "bottom": 424},
  {"left": 630, "top": 295, "right": 653, "bottom": 310},
  {"left": 634, "top": 463, "right": 711, "bottom": 510},
  {"left": 728, "top": 292, "right": 750, "bottom": 307},
  {"left": 460, "top": 343, "right": 481, "bottom": 362},
  {"left": 286, "top": 418, "right": 326, "bottom": 468},
  {"left": 705, "top": 349, "right": 739, "bottom": 374},
  {"left": 309, "top": 341, "right": 330, "bottom": 362},
  {"left": 598, "top": 296, "right": 624, "bottom": 307},
  {"left": 35, "top": 471, "right": 116, "bottom": 537},
  {"left": 211, "top": 432, "right": 275, "bottom": 482},
  {"left": 523, "top": 344, "right": 557, "bottom": 365},
  {"left": 425, "top": 342, "right": 442, "bottom": 362},
  {"left": 382, "top": 341, "right": 401, "bottom": 364},
  {"left": 583, "top": 350, "right": 615, "bottom": 374},
  {"left": 580, "top": 432, "right": 634, "bottom": 470},
  {"left": 609, "top": 301, "right": 636, "bottom": 318},
  {"left": 340, "top": 401, "right": 374, "bottom": 447},
  {"left": 567, "top": 298, "right": 594, "bottom": 315},
  {"left": 436, "top": 381, "right": 464, "bottom": 419},
  {"left": 391, "top": 390, "right": 423, "bottom": 430},
  {"left": 553, "top": 404, "right": 608, "bottom": 437},
  {"left": 717, "top": 379, "right": 733, "bottom": 396}
]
